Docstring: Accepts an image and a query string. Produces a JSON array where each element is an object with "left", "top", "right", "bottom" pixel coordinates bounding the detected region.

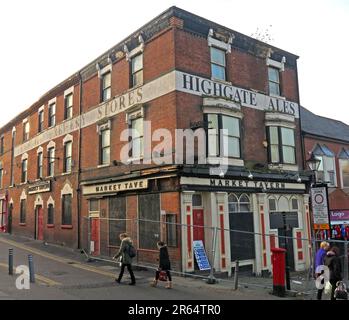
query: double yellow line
[
  {"left": 0, "top": 262, "right": 61, "bottom": 287},
  {"left": 0, "top": 237, "right": 117, "bottom": 286}
]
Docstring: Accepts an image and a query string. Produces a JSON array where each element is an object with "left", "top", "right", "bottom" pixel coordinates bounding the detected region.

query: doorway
[
  {"left": 8, "top": 204, "right": 13, "bottom": 234},
  {"left": 193, "top": 209, "right": 205, "bottom": 243},
  {"left": 35, "top": 205, "right": 44, "bottom": 241}
]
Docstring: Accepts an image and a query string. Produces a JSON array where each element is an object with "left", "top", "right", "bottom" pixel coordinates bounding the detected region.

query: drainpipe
[{"left": 77, "top": 72, "right": 83, "bottom": 249}]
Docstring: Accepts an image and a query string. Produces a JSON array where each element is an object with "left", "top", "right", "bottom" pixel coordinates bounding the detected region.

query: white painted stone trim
[
  {"left": 47, "top": 140, "right": 56, "bottom": 149},
  {"left": 207, "top": 29, "right": 234, "bottom": 53},
  {"left": 124, "top": 37, "right": 145, "bottom": 61},
  {"left": 47, "top": 196, "right": 55, "bottom": 208},
  {"left": 34, "top": 195, "right": 43, "bottom": 209},
  {"left": 97, "top": 64, "right": 112, "bottom": 79},
  {"left": 64, "top": 86, "right": 74, "bottom": 97},
  {"left": 48, "top": 97, "right": 57, "bottom": 106},
  {"left": 38, "top": 105, "right": 45, "bottom": 112},
  {"left": 20, "top": 190, "right": 27, "bottom": 200},
  {"left": 203, "top": 105, "right": 243, "bottom": 119},
  {"left": 267, "top": 56, "right": 286, "bottom": 72},
  {"left": 265, "top": 112, "right": 295, "bottom": 124},
  {"left": 61, "top": 182, "right": 73, "bottom": 198},
  {"left": 21, "top": 153, "right": 28, "bottom": 161},
  {"left": 22, "top": 118, "right": 28, "bottom": 124},
  {"left": 63, "top": 134, "right": 73, "bottom": 144},
  {"left": 37, "top": 146, "right": 43, "bottom": 154}
]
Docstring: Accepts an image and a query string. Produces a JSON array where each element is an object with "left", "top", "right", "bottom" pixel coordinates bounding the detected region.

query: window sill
[
  {"left": 19, "top": 223, "right": 26, "bottom": 226},
  {"left": 47, "top": 224, "right": 55, "bottom": 229},
  {"left": 61, "top": 172, "right": 72, "bottom": 176},
  {"left": 269, "top": 93, "right": 286, "bottom": 100},
  {"left": 97, "top": 164, "right": 110, "bottom": 168},
  {"left": 127, "top": 157, "right": 144, "bottom": 164},
  {"left": 268, "top": 163, "right": 299, "bottom": 172},
  {"left": 61, "top": 225, "right": 73, "bottom": 230},
  {"left": 210, "top": 77, "right": 232, "bottom": 86}
]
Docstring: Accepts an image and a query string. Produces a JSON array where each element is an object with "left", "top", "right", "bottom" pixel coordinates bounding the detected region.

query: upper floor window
[
  {"left": 64, "top": 93, "right": 73, "bottom": 120},
  {"left": 47, "top": 147, "right": 55, "bottom": 177},
  {"left": 131, "top": 54, "right": 143, "bottom": 87},
  {"left": 100, "top": 128, "right": 110, "bottom": 165},
  {"left": 312, "top": 144, "right": 336, "bottom": 186},
  {"left": 64, "top": 141, "right": 72, "bottom": 173},
  {"left": 339, "top": 149, "right": 349, "bottom": 188},
  {"left": 101, "top": 72, "right": 111, "bottom": 102},
  {"left": 0, "top": 136, "right": 4, "bottom": 155},
  {"left": 131, "top": 117, "right": 144, "bottom": 159},
  {"left": 268, "top": 67, "right": 281, "bottom": 96},
  {"left": 21, "top": 159, "right": 28, "bottom": 183},
  {"left": 206, "top": 113, "right": 241, "bottom": 158},
  {"left": 38, "top": 110, "right": 44, "bottom": 133},
  {"left": 267, "top": 126, "right": 295, "bottom": 164},
  {"left": 48, "top": 103, "right": 56, "bottom": 127},
  {"left": 0, "top": 163, "right": 3, "bottom": 188},
  {"left": 23, "top": 121, "right": 30, "bottom": 142},
  {"left": 37, "top": 152, "right": 43, "bottom": 179},
  {"left": 210, "top": 47, "right": 226, "bottom": 81}
]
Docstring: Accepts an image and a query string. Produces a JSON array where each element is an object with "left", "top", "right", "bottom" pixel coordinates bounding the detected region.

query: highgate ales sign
[{"left": 311, "top": 186, "right": 330, "bottom": 230}]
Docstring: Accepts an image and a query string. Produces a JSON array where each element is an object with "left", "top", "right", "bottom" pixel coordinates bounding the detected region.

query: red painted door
[
  {"left": 193, "top": 209, "right": 205, "bottom": 242},
  {"left": 37, "top": 206, "right": 44, "bottom": 241},
  {"left": 91, "top": 218, "right": 100, "bottom": 256}
]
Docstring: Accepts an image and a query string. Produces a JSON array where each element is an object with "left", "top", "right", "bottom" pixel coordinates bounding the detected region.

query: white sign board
[
  {"left": 311, "top": 186, "right": 330, "bottom": 228},
  {"left": 193, "top": 240, "right": 211, "bottom": 271}
]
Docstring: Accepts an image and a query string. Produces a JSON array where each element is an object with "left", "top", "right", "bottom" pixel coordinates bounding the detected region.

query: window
[
  {"left": 192, "top": 194, "right": 202, "bottom": 207},
  {"left": 21, "top": 159, "right": 28, "bottom": 183},
  {"left": 210, "top": 47, "right": 226, "bottom": 81},
  {"left": 101, "top": 72, "right": 111, "bottom": 102},
  {"left": 23, "top": 121, "right": 30, "bottom": 142},
  {"left": 139, "top": 194, "right": 160, "bottom": 250},
  {"left": 62, "top": 194, "right": 72, "bottom": 225},
  {"left": 131, "top": 54, "right": 143, "bottom": 87},
  {"left": 37, "top": 152, "right": 43, "bottom": 179},
  {"left": 64, "top": 93, "right": 73, "bottom": 120},
  {"left": 20, "top": 199, "right": 26, "bottom": 224},
  {"left": 313, "top": 144, "right": 336, "bottom": 186},
  {"left": 0, "top": 163, "right": 3, "bottom": 188},
  {"left": 64, "top": 142, "right": 72, "bottom": 173},
  {"left": 206, "top": 114, "right": 241, "bottom": 158},
  {"left": 131, "top": 117, "right": 143, "bottom": 159},
  {"left": 89, "top": 199, "right": 99, "bottom": 212},
  {"left": 38, "top": 110, "right": 44, "bottom": 133},
  {"left": 48, "top": 103, "right": 56, "bottom": 127},
  {"left": 267, "top": 126, "right": 295, "bottom": 164},
  {"left": 47, "top": 204, "right": 54, "bottom": 225},
  {"left": 47, "top": 147, "right": 55, "bottom": 177},
  {"left": 100, "top": 129, "right": 110, "bottom": 165},
  {"left": 0, "top": 136, "right": 4, "bottom": 155},
  {"left": 342, "top": 161, "right": 349, "bottom": 188},
  {"left": 269, "top": 198, "right": 277, "bottom": 211},
  {"left": 268, "top": 67, "right": 280, "bottom": 96},
  {"left": 109, "top": 197, "right": 126, "bottom": 247},
  {"left": 166, "top": 214, "right": 177, "bottom": 247},
  {"left": 291, "top": 198, "right": 299, "bottom": 211}
]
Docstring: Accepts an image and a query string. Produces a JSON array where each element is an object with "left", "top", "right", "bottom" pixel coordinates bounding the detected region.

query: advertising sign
[
  {"left": 193, "top": 240, "right": 211, "bottom": 271},
  {"left": 311, "top": 186, "right": 330, "bottom": 230}
]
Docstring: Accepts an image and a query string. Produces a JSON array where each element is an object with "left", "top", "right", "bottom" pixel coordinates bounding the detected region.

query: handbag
[
  {"left": 324, "top": 281, "right": 332, "bottom": 295},
  {"left": 158, "top": 270, "right": 168, "bottom": 282},
  {"left": 334, "top": 281, "right": 348, "bottom": 300}
]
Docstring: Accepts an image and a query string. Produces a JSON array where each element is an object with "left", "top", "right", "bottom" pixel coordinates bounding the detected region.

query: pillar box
[{"left": 271, "top": 247, "right": 286, "bottom": 297}]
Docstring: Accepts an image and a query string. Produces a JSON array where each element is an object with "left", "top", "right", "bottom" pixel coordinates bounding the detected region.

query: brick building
[
  {"left": 0, "top": 7, "right": 312, "bottom": 275},
  {"left": 301, "top": 107, "right": 349, "bottom": 240}
]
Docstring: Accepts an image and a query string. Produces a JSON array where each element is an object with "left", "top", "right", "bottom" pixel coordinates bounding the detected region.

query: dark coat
[
  {"left": 159, "top": 246, "right": 171, "bottom": 270},
  {"left": 324, "top": 251, "right": 342, "bottom": 281},
  {"left": 113, "top": 237, "right": 133, "bottom": 265}
]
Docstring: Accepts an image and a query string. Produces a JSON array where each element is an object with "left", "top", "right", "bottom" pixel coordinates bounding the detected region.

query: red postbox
[{"left": 271, "top": 247, "right": 286, "bottom": 297}]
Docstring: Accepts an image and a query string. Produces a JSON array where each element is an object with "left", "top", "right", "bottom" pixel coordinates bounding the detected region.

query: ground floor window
[
  {"left": 47, "top": 204, "right": 54, "bottom": 225},
  {"left": 109, "top": 197, "right": 126, "bottom": 247},
  {"left": 228, "top": 193, "right": 255, "bottom": 261},
  {"left": 62, "top": 194, "right": 72, "bottom": 225},
  {"left": 165, "top": 214, "right": 177, "bottom": 247},
  {"left": 139, "top": 194, "right": 160, "bottom": 250},
  {"left": 20, "top": 199, "right": 26, "bottom": 224}
]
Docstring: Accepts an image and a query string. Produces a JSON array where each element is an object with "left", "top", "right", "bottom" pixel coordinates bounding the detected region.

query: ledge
[{"left": 61, "top": 225, "right": 73, "bottom": 230}]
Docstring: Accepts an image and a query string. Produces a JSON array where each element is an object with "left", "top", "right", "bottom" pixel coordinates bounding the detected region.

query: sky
[{"left": 0, "top": 0, "right": 348, "bottom": 127}]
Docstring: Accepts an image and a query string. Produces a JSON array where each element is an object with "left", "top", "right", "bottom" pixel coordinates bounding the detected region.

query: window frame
[
  {"left": 99, "top": 128, "right": 111, "bottom": 165},
  {"left": 64, "top": 93, "right": 73, "bottom": 120},
  {"left": 165, "top": 214, "right": 178, "bottom": 248},
  {"left": 0, "top": 136, "right": 3, "bottom": 155},
  {"left": 47, "top": 147, "right": 55, "bottom": 177},
  {"left": 23, "top": 121, "right": 30, "bottom": 142},
  {"left": 131, "top": 53, "right": 143, "bottom": 87},
  {"left": 37, "top": 152, "right": 43, "bottom": 179},
  {"left": 47, "top": 204, "right": 54, "bottom": 225},
  {"left": 0, "top": 164, "right": 3, "bottom": 189},
  {"left": 63, "top": 141, "right": 72, "bottom": 173},
  {"left": 21, "top": 159, "right": 28, "bottom": 183},
  {"left": 62, "top": 194, "right": 72, "bottom": 226},
  {"left": 130, "top": 117, "right": 144, "bottom": 159},
  {"left": 20, "top": 199, "right": 26, "bottom": 224},
  {"left": 48, "top": 103, "right": 56, "bottom": 127},
  {"left": 210, "top": 47, "right": 226, "bottom": 81},
  {"left": 268, "top": 66, "right": 281, "bottom": 96},
  {"left": 101, "top": 71, "right": 112, "bottom": 103},
  {"left": 38, "top": 110, "right": 44, "bottom": 133}
]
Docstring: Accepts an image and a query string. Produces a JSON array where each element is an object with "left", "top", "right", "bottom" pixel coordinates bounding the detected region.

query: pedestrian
[
  {"left": 113, "top": 233, "right": 136, "bottom": 285},
  {"left": 324, "top": 246, "right": 342, "bottom": 300},
  {"left": 150, "top": 241, "right": 172, "bottom": 289},
  {"left": 314, "top": 241, "right": 330, "bottom": 300}
]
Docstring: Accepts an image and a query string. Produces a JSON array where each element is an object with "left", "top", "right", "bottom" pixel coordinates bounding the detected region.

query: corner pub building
[{"left": 0, "top": 7, "right": 312, "bottom": 276}]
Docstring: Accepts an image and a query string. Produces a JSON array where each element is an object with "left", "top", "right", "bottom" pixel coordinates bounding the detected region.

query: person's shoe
[
  {"left": 150, "top": 280, "right": 158, "bottom": 287},
  {"left": 128, "top": 282, "right": 136, "bottom": 286},
  {"left": 115, "top": 279, "right": 121, "bottom": 284},
  {"left": 165, "top": 281, "right": 172, "bottom": 289}
]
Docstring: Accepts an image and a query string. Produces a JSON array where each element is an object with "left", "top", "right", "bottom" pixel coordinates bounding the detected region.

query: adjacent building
[{"left": 0, "top": 7, "right": 312, "bottom": 276}]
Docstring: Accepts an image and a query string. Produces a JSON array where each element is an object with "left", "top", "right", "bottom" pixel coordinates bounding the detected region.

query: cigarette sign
[{"left": 311, "top": 186, "right": 329, "bottom": 230}]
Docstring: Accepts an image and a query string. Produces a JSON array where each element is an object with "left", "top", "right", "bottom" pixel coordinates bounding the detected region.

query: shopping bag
[
  {"left": 159, "top": 270, "right": 168, "bottom": 282},
  {"left": 334, "top": 281, "right": 348, "bottom": 300},
  {"left": 324, "top": 281, "right": 332, "bottom": 295}
]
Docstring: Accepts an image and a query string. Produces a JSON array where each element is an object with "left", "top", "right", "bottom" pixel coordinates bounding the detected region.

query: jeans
[{"left": 117, "top": 264, "right": 136, "bottom": 283}]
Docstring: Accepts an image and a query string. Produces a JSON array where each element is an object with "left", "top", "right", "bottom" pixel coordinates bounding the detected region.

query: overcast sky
[{"left": 0, "top": 0, "right": 348, "bottom": 128}]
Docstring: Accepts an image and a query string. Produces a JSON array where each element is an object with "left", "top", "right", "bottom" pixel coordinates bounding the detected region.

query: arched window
[
  {"left": 228, "top": 194, "right": 251, "bottom": 213},
  {"left": 239, "top": 194, "right": 251, "bottom": 212},
  {"left": 228, "top": 194, "right": 239, "bottom": 213}
]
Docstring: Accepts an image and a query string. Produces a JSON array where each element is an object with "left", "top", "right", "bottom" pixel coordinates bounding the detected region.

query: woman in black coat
[
  {"left": 324, "top": 246, "right": 342, "bottom": 300},
  {"left": 151, "top": 241, "right": 172, "bottom": 288}
]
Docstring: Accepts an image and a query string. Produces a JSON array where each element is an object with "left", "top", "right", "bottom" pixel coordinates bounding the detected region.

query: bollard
[
  {"left": 8, "top": 249, "right": 13, "bottom": 275},
  {"left": 233, "top": 260, "right": 239, "bottom": 290},
  {"left": 28, "top": 254, "right": 35, "bottom": 283}
]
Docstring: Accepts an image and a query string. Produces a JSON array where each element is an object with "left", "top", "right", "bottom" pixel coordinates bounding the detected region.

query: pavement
[{"left": 0, "top": 233, "right": 318, "bottom": 300}]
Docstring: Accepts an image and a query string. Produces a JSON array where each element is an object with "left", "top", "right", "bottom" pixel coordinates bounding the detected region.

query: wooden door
[{"left": 193, "top": 209, "right": 205, "bottom": 242}]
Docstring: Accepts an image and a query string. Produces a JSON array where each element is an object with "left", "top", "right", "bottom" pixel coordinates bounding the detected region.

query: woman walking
[
  {"left": 151, "top": 241, "right": 172, "bottom": 289},
  {"left": 324, "top": 246, "right": 342, "bottom": 300},
  {"left": 113, "top": 233, "right": 136, "bottom": 285}
]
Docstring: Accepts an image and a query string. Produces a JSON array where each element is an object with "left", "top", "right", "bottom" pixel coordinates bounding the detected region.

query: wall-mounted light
[{"left": 248, "top": 171, "right": 253, "bottom": 179}]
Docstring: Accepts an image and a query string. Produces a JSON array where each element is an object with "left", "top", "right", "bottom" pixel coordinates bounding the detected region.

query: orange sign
[{"left": 314, "top": 224, "right": 330, "bottom": 230}]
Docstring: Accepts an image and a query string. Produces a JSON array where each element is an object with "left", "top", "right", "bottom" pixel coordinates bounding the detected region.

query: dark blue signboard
[{"left": 193, "top": 240, "right": 211, "bottom": 271}]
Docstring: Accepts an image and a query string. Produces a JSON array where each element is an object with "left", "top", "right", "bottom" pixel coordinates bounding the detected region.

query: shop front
[
  {"left": 330, "top": 210, "right": 349, "bottom": 240},
  {"left": 180, "top": 175, "right": 312, "bottom": 276}
]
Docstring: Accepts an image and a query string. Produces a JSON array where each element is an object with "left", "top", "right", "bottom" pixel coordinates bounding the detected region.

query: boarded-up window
[
  {"left": 166, "top": 214, "right": 177, "bottom": 247},
  {"left": 139, "top": 194, "right": 160, "bottom": 250},
  {"left": 109, "top": 197, "right": 126, "bottom": 247}
]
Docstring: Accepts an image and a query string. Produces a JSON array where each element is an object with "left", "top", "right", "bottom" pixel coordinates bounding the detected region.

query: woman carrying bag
[{"left": 151, "top": 241, "right": 172, "bottom": 289}]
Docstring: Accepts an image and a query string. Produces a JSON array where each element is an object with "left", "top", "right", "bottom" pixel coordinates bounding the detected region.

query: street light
[{"left": 306, "top": 152, "right": 321, "bottom": 180}]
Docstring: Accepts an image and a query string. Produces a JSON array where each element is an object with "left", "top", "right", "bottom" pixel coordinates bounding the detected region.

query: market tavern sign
[
  {"left": 180, "top": 177, "right": 305, "bottom": 191},
  {"left": 28, "top": 180, "right": 51, "bottom": 195},
  {"left": 14, "top": 70, "right": 299, "bottom": 157},
  {"left": 82, "top": 179, "right": 148, "bottom": 196}
]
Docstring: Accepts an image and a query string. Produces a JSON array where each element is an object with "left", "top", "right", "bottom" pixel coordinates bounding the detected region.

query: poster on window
[
  {"left": 193, "top": 240, "right": 211, "bottom": 271},
  {"left": 311, "top": 186, "right": 330, "bottom": 229}
]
